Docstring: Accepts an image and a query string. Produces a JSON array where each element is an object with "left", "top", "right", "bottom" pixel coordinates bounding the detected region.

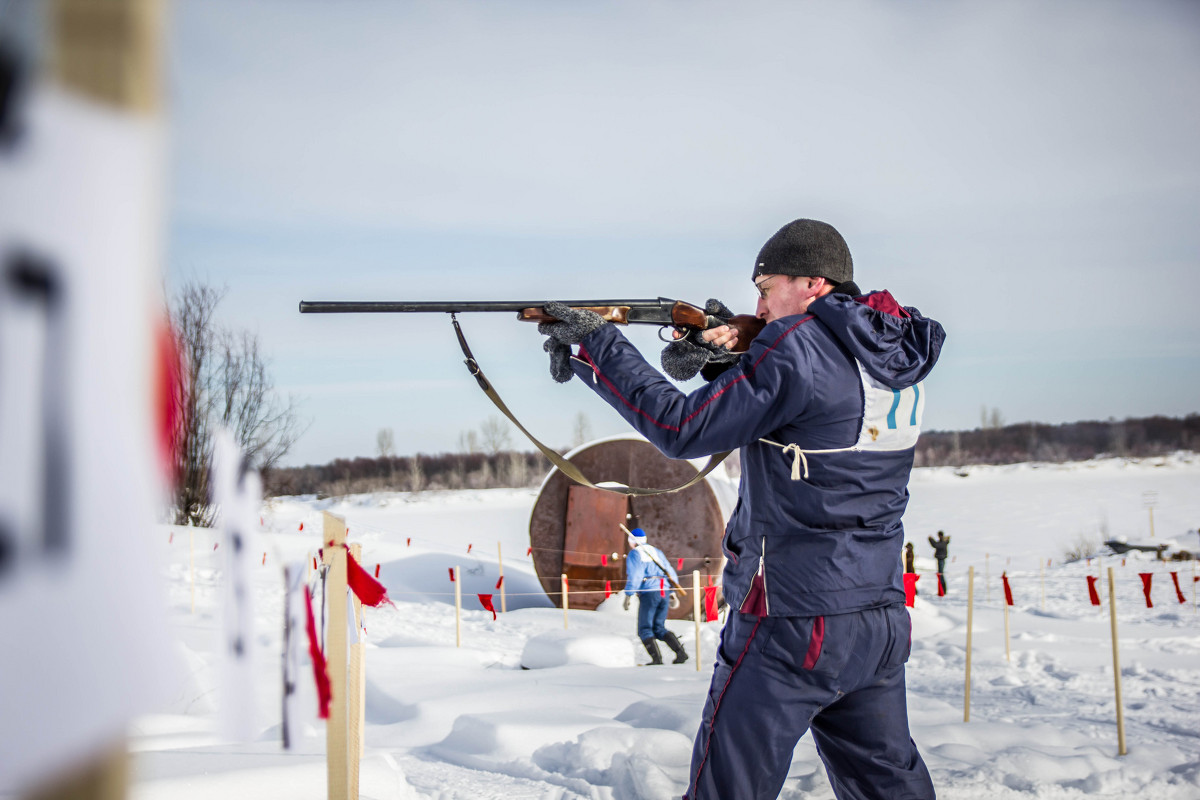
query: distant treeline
[
  {"left": 265, "top": 451, "right": 552, "bottom": 497},
  {"left": 913, "top": 414, "right": 1200, "bottom": 468},
  {"left": 264, "top": 415, "right": 1199, "bottom": 498}
]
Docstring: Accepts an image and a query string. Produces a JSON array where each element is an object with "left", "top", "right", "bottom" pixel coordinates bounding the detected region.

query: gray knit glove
[
  {"left": 538, "top": 301, "right": 609, "bottom": 383},
  {"left": 660, "top": 298, "right": 741, "bottom": 381}
]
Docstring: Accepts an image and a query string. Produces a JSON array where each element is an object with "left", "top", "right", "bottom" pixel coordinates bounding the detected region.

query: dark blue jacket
[{"left": 572, "top": 290, "right": 945, "bottom": 617}]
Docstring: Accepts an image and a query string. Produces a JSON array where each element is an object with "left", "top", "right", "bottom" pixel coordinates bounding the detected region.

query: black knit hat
[{"left": 752, "top": 219, "right": 853, "bottom": 284}]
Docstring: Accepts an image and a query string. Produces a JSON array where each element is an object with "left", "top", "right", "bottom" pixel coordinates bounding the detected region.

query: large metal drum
[{"left": 528, "top": 437, "right": 728, "bottom": 619}]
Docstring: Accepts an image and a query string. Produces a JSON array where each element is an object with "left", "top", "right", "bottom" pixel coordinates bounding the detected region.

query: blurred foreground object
[{"left": 0, "top": 0, "right": 175, "bottom": 796}]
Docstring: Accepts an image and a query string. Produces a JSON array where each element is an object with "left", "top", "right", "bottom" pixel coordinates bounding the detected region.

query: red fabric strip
[
  {"left": 1086, "top": 575, "right": 1101, "bottom": 606},
  {"left": 660, "top": 578, "right": 666, "bottom": 598},
  {"left": 448, "top": 568, "right": 455, "bottom": 582},
  {"left": 704, "top": 585, "right": 719, "bottom": 621},
  {"left": 903, "top": 573, "right": 919, "bottom": 607},
  {"left": 495, "top": 575, "right": 504, "bottom": 590},
  {"left": 304, "top": 586, "right": 331, "bottom": 719},
  {"left": 478, "top": 594, "right": 497, "bottom": 620},
  {"left": 1170, "top": 572, "right": 1186, "bottom": 604},
  {"left": 605, "top": 580, "right": 612, "bottom": 599},
  {"left": 345, "top": 549, "right": 393, "bottom": 608},
  {"left": 802, "top": 616, "right": 825, "bottom": 669},
  {"left": 374, "top": 564, "right": 381, "bottom": 579},
  {"left": 1002, "top": 573, "right": 1013, "bottom": 606},
  {"left": 601, "top": 554, "right": 608, "bottom": 566},
  {"left": 936, "top": 574, "right": 945, "bottom": 597},
  {"left": 1139, "top": 573, "right": 1154, "bottom": 608},
  {"left": 677, "top": 557, "right": 684, "bottom": 571}
]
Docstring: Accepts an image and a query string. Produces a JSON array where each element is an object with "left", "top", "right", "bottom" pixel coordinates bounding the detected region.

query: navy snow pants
[{"left": 685, "top": 603, "right": 934, "bottom": 800}]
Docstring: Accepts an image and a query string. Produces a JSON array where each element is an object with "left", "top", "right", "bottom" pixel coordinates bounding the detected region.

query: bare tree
[
  {"left": 480, "top": 415, "right": 512, "bottom": 455},
  {"left": 169, "top": 281, "right": 307, "bottom": 526},
  {"left": 571, "top": 412, "right": 593, "bottom": 449},
  {"left": 377, "top": 428, "right": 395, "bottom": 459},
  {"left": 458, "top": 429, "right": 480, "bottom": 454}
]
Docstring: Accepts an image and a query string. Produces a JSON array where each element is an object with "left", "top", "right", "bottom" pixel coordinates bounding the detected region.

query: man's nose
[{"left": 756, "top": 297, "right": 769, "bottom": 319}]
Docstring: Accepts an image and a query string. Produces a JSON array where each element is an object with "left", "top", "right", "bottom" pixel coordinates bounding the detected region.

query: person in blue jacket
[
  {"left": 538, "top": 219, "right": 943, "bottom": 800},
  {"left": 622, "top": 526, "right": 688, "bottom": 665}
]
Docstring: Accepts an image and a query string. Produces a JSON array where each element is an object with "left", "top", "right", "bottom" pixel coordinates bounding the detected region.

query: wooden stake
[
  {"left": 321, "top": 512, "right": 349, "bottom": 800},
  {"left": 562, "top": 573, "right": 569, "bottom": 629},
  {"left": 1107, "top": 567, "right": 1127, "bottom": 756},
  {"left": 964, "top": 566, "right": 975, "bottom": 722},
  {"left": 693, "top": 570, "right": 702, "bottom": 673},
  {"left": 454, "top": 566, "right": 462, "bottom": 648},
  {"left": 348, "top": 543, "right": 365, "bottom": 800},
  {"left": 1002, "top": 588, "right": 1011, "bottom": 662},
  {"left": 498, "top": 542, "right": 506, "bottom": 613},
  {"left": 189, "top": 528, "right": 195, "bottom": 614},
  {"left": 984, "top": 553, "right": 990, "bottom": 603},
  {"left": 1041, "top": 560, "right": 1046, "bottom": 612},
  {"left": 1192, "top": 561, "right": 1196, "bottom": 614},
  {"left": 1148, "top": 506, "right": 1155, "bottom": 539}
]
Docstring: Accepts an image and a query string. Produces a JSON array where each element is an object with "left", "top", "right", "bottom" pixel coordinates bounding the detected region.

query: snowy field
[{"left": 122, "top": 455, "right": 1199, "bottom": 799}]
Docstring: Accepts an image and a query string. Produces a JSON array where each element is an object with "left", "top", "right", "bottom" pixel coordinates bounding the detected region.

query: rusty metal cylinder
[{"left": 528, "top": 437, "right": 728, "bottom": 619}]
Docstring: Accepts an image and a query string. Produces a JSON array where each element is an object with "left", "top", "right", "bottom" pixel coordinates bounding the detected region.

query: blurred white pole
[
  {"left": 454, "top": 566, "right": 462, "bottom": 647},
  {"left": 1148, "top": 506, "right": 1155, "bottom": 539},
  {"left": 322, "top": 512, "right": 349, "bottom": 800},
  {"left": 1107, "top": 567, "right": 1127, "bottom": 756},
  {"left": 561, "top": 574, "right": 569, "bottom": 629},
  {"left": 498, "top": 542, "right": 506, "bottom": 613},
  {"left": 692, "top": 570, "right": 701, "bottom": 672},
  {"left": 964, "top": 566, "right": 974, "bottom": 722}
]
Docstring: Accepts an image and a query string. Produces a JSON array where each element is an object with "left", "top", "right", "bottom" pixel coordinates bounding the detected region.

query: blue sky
[{"left": 165, "top": 0, "right": 1200, "bottom": 467}]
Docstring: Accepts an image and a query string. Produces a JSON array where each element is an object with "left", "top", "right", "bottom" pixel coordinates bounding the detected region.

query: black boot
[
  {"left": 641, "top": 638, "right": 663, "bottom": 665},
  {"left": 660, "top": 631, "right": 688, "bottom": 664}
]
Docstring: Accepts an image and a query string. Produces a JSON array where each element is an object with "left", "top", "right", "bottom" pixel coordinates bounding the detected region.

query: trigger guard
[{"left": 658, "top": 325, "right": 684, "bottom": 344}]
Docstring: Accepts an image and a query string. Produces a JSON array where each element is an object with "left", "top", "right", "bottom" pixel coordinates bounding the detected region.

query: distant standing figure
[
  {"left": 904, "top": 542, "right": 916, "bottom": 574},
  {"left": 928, "top": 530, "right": 950, "bottom": 591},
  {"left": 622, "top": 527, "right": 687, "bottom": 665}
]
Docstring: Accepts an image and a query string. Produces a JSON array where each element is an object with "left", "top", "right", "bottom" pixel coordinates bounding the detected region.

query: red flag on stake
[
  {"left": 704, "top": 585, "right": 719, "bottom": 621},
  {"left": 299, "top": 522, "right": 304, "bottom": 531},
  {"left": 903, "top": 573, "right": 919, "bottom": 607},
  {"left": 168, "top": 532, "right": 173, "bottom": 544},
  {"left": 1086, "top": 575, "right": 1101, "bottom": 605},
  {"left": 213, "top": 542, "right": 219, "bottom": 551},
  {"left": 660, "top": 578, "right": 666, "bottom": 597},
  {"left": 1170, "top": 572, "right": 1186, "bottom": 604},
  {"left": 304, "top": 586, "right": 331, "bottom": 719},
  {"left": 467, "top": 544, "right": 472, "bottom": 554},
  {"left": 527, "top": 547, "right": 532, "bottom": 556},
  {"left": 374, "top": 564, "right": 380, "bottom": 578},
  {"left": 937, "top": 574, "right": 945, "bottom": 597},
  {"left": 312, "top": 556, "right": 317, "bottom": 571},
  {"left": 346, "top": 549, "right": 394, "bottom": 608},
  {"left": 601, "top": 554, "right": 608, "bottom": 566},
  {"left": 448, "top": 568, "right": 455, "bottom": 582},
  {"left": 1139, "top": 573, "right": 1154, "bottom": 608},
  {"left": 604, "top": 580, "right": 611, "bottom": 599},
  {"left": 477, "top": 594, "right": 497, "bottom": 620},
  {"left": 1002, "top": 572, "right": 1013, "bottom": 606},
  {"left": 406, "top": 537, "right": 411, "bottom": 547},
  {"left": 262, "top": 552, "right": 266, "bottom": 566},
  {"left": 677, "top": 557, "right": 684, "bottom": 571},
  {"left": 495, "top": 575, "right": 504, "bottom": 590}
]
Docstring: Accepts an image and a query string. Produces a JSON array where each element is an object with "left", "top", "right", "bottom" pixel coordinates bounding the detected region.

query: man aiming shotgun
[{"left": 534, "top": 219, "right": 944, "bottom": 800}]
